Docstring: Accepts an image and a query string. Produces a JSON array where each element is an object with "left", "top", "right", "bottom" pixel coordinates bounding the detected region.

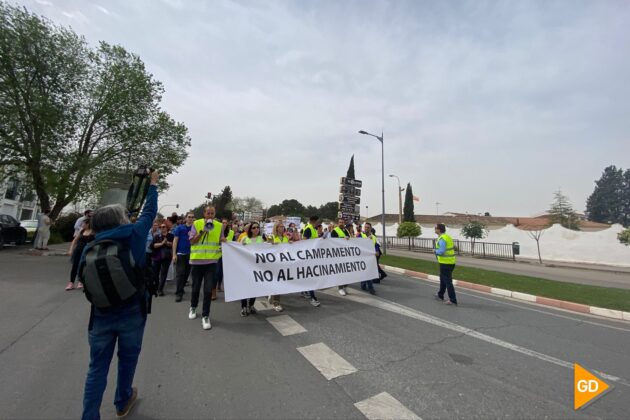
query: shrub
[
  {"left": 47, "top": 229, "right": 65, "bottom": 245},
  {"left": 619, "top": 228, "right": 630, "bottom": 246},
  {"left": 54, "top": 212, "right": 81, "bottom": 242},
  {"left": 397, "top": 222, "right": 421, "bottom": 238}
]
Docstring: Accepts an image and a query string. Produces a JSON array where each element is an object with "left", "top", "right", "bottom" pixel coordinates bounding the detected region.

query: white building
[{"left": 0, "top": 176, "right": 40, "bottom": 221}]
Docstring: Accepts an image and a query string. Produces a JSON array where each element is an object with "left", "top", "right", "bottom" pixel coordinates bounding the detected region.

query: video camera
[{"left": 126, "top": 167, "right": 153, "bottom": 215}]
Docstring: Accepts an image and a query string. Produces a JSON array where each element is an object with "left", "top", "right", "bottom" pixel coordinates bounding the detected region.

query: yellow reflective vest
[
  {"left": 303, "top": 224, "right": 318, "bottom": 240},
  {"left": 333, "top": 227, "right": 347, "bottom": 238},
  {"left": 226, "top": 229, "right": 234, "bottom": 242},
  {"left": 436, "top": 233, "right": 456, "bottom": 265},
  {"left": 242, "top": 236, "right": 264, "bottom": 244},
  {"left": 273, "top": 234, "right": 289, "bottom": 244},
  {"left": 190, "top": 219, "right": 222, "bottom": 261}
]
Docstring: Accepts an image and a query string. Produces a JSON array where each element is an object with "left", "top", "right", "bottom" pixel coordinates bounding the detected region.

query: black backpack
[{"left": 78, "top": 239, "right": 148, "bottom": 309}]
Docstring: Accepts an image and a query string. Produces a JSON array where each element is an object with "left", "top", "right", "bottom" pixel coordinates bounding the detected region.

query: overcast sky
[{"left": 21, "top": 0, "right": 630, "bottom": 217}]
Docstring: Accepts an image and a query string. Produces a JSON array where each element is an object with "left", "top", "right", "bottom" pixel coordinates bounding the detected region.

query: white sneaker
[
  {"left": 188, "top": 307, "right": 197, "bottom": 320},
  {"left": 338, "top": 288, "right": 347, "bottom": 296},
  {"left": 309, "top": 298, "right": 321, "bottom": 307},
  {"left": 273, "top": 304, "right": 284, "bottom": 312},
  {"left": 202, "top": 316, "right": 211, "bottom": 330}
]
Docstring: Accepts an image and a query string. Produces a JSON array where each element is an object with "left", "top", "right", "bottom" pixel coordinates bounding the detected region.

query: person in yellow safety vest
[
  {"left": 188, "top": 206, "right": 226, "bottom": 330},
  {"left": 359, "top": 222, "right": 377, "bottom": 294},
  {"left": 237, "top": 223, "right": 250, "bottom": 242},
  {"left": 330, "top": 218, "right": 351, "bottom": 296},
  {"left": 266, "top": 221, "right": 290, "bottom": 312},
  {"left": 239, "top": 222, "right": 265, "bottom": 316},
  {"left": 214, "top": 218, "right": 234, "bottom": 296},
  {"left": 364, "top": 222, "right": 387, "bottom": 283},
  {"left": 434, "top": 223, "right": 458, "bottom": 306},
  {"left": 299, "top": 215, "right": 322, "bottom": 307}
]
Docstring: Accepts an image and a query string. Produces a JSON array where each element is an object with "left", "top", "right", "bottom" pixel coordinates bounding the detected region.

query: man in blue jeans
[{"left": 80, "top": 171, "right": 158, "bottom": 420}]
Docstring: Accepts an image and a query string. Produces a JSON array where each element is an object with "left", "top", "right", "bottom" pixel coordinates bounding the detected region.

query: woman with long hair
[
  {"left": 65, "top": 217, "right": 95, "bottom": 290},
  {"left": 266, "top": 221, "right": 290, "bottom": 312},
  {"left": 239, "top": 222, "right": 264, "bottom": 316},
  {"left": 151, "top": 222, "right": 174, "bottom": 296}
]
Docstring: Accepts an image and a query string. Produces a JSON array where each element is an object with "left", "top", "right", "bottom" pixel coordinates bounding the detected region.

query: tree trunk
[{"left": 536, "top": 240, "right": 542, "bottom": 264}]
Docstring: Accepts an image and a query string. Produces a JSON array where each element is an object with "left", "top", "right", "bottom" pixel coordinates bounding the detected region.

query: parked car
[
  {"left": 0, "top": 214, "right": 27, "bottom": 248},
  {"left": 20, "top": 219, "right": 38, "bottom": 242}
]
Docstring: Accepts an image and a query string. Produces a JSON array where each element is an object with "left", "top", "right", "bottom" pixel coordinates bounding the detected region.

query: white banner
[{"left": 222, "top": 238, "right": 379, "bottom": 302}]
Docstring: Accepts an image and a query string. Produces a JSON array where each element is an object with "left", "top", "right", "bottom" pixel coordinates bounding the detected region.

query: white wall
[{"left": 371, "top": 223, "right": 630, "bottom": 267}]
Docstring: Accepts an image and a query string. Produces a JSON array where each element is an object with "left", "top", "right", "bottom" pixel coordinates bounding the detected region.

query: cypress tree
[
  {"left": 346, "top": 155, "right": 355, "bottom": 179},
  {"left": 403, "top": 183, "right": 415, "bottom": 222}
]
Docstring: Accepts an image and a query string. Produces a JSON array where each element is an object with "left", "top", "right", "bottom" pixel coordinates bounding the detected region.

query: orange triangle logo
[{"left": 574, "top": 363, "right": 610, "bottom": 410}]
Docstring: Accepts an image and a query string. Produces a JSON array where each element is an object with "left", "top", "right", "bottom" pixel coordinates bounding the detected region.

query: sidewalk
[{"left": 387, "top": 249, "right": 630, "bottom": 290}]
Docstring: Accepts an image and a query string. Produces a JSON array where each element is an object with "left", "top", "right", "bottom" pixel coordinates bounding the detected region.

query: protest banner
[
  {"left": 264, "top": 222, "right": 274, "bottom": 236},
  {"left": 222, "top": 238, "right": 379, "bottom": 302},
  {"left": 284, "top": 216, "right": 302, "bottom": 228}
]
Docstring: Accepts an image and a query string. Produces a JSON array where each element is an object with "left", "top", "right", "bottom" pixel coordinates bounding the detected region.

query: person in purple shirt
[{"left": 172, "top": 212, "right": 194, "bottom": 302}]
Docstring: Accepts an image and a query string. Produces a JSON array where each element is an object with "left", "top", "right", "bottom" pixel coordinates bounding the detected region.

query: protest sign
[{"left": 222, "top": 238, "right": 379, "bottom": 302}]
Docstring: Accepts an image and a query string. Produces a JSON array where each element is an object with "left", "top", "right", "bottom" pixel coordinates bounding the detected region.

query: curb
[
  {"left": 382, "top": 264, "right": 630, "bottom": 322},
  {"left": 22, "top": 249, "right": 68, "bottom": 257}
]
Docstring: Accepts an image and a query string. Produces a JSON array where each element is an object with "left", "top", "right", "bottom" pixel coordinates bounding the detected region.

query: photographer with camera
[
  {"left": 79, "top": 170, "right": 158, "bottom": 420},
  {"left": 188, "top": 206, "right": 225, "bottom": 330}
]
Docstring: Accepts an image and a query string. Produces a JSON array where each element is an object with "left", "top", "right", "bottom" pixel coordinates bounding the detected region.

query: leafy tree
[
  {"left": 460, "top": 221, "right": 488, "bottom": 254},
  {"left": 190, "top": 203, "right": 206, "bottom": 219},
  {"left": 267, "top": 204, "right": 282, "bottom": 218},
  {"left": 618, "top": 228, "right": 630, "bottom": 246},
  {"left": 232, "top": 197, "right": 264, "bottom": 214},
  {"left": 397, "top": 221, "right": 421, "bottom": 238},
  {"left": 212, "top": 186, "right": 233, "bottom": 220},
  {"left": 266, "top": 199, "right": 305, "bottom": 217},
  {"left": 0, "top": 4, "right": 190, "bottom": 219},
  {"left": 346, "top": 155, "right": 355, "bottom": 179},
  {"left": 586, "top": 165, "right": 625, "bottom": 225},
  {"left": 318, "top": 201, "right": 339, "bottom": 221},
  {"left": 403, "top": 183, "right": 415, "bottom": 222},
  {"left": 305, "top": 205, "right": 318, "bottom": 218},
  {"left": 548, "top": 190, "right": 580, "bottom": 230},
  {"left": 623, "top": 169, "right": 630, "bottom": 227},
  {"left": 397, "top": 221, "right": 421, "bottom": 250}
]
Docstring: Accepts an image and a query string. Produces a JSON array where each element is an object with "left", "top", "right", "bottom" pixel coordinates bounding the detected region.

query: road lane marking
[
  {"left": 321, "top": 290, "right": 630, "bottom": 387},
  {"left": 354, "top": 392, "right": 422, "bottom": 420},
  {"left": 386, "top": 272, "right": 630, "bottom": 332},
  {"left": 297, "top": 342, "right": 358, "bottom": 380},
  {"left": 267, "top": 315, "right": 307, "bottom": 336}
]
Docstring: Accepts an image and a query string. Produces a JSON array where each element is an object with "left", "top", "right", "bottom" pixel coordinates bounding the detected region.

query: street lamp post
[
  {"left": 389, "top": 174, "right": 403, "bottom": 225},
  {"left": 365, "top": 205, "right": 369, "bottom": 220},
  {"left": 159, "top": 203, "right": 179, "bottom": 214},
  {"left": 358, "top": 130, "right": 386, "bottom": 255}
]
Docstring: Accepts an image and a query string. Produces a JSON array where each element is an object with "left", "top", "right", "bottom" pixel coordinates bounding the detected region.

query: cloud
[
  {"left": 61, "top": 10, "right": 89, "bottom": 24},
  {"left": 94, "top": 5, "right": 110, "bottom": 15},
  {"left": 17, "top": 0, "right": 630, "bottom": 216}
]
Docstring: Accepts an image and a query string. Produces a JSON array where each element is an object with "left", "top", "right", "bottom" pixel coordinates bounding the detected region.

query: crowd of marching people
[
  {"left": 66, "top": 205, "right": 388, "bottom": 330},
  {"left": 73, "top": 172, "right": 456, "bottom": 419}
]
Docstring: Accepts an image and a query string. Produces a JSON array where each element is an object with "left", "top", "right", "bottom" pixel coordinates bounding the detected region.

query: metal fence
[{"left": 385, "top": 236, "right": 515, "bottom": 260}]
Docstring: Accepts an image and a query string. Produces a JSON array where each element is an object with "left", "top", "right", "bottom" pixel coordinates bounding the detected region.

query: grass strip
[{"left": 381, "top": 254, "right": 630, "bottom": 312}]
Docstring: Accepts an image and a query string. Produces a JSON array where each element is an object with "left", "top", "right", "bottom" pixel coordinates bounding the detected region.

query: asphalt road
[
  {"left": 388, "top": 249, "right": 630, "bottom": 290},
  {"left": 1, "top": 250, "right": 629, "bottom": 419}
]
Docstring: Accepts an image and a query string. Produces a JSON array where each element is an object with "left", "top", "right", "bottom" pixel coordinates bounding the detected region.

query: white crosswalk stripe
[
  {"left": 297, "top": 342, "right": 358, "bottom": 380},
  {"left": 354, "top": 392, "right": 422, "bottom": 420},
  {"left": 267, "top": 315, "right": 307, "bottom": 336}
]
